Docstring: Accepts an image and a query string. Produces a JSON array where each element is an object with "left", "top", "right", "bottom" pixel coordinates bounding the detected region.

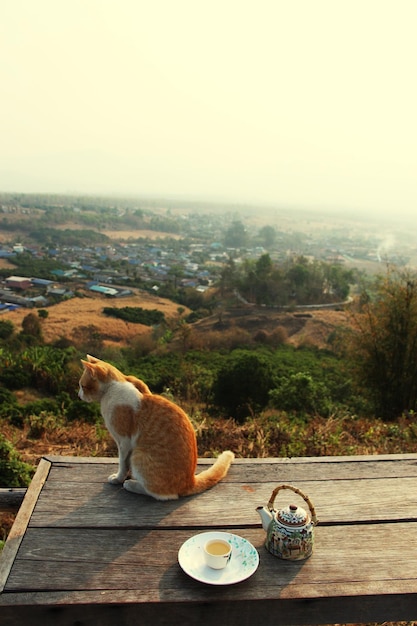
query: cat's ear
[
  {"left": 86, "top": 354, "right": 99, "bottom": 363},
  {"left": 81, "top": 359, "right": 109, "bottom": 381},
  {"left": 81, "top": 359, "right": 97, "bottom": 377}
]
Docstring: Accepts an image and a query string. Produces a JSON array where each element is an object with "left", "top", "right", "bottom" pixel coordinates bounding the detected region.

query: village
[
  {"left": 0, "top": 196, "right": 416, "bottom": 312},
  {"left": 0, "top": 236, "right": 229, "bottom": 310}
]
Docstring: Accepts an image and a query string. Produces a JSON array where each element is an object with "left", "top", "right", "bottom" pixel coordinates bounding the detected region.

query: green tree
[
  {"left": 167, "top": 265, "right": 184, "bottom": 289},
  {"left": 218, "top": 258, "right": 236, "bottom": 296},
  {"left": 287, "top": 261, "right": 310, "bottom": 299},
  {"left": 211, "top": 350, "right": 275, "bottom": 422},
  {"left": 21, "top": 312, "right": 43, "bottom": 343},
  {"left": 224, "top": 220, "right": 248, "bottom": 248},
  {"left": 348, "top": 268, "right": 417, "bottom": 419},
  {"left": 258, "top": 225, "right": 276, "bottom": 249},
  {"left": 256, "top": 253, "right": 273, "bottom": 277},
  {"left": 323, "top": 264, "right": 354, "bottom": 301}
]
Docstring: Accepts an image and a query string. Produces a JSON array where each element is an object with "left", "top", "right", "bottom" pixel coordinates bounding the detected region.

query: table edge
[
  {"left": 0, "top": 458, "right": 51, "bottom": 593},
  {"left": 41, "top": 452, "right": 417, "bottom": 465}
]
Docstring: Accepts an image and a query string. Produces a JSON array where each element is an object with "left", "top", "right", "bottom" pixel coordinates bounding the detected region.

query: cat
[{"left": 78, "top": 355, "right": 234, "bottom": 500}]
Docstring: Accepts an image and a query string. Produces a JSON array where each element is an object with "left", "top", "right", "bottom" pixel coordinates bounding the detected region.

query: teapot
[{"left": 256, "top": 484, "right": 318, "bottom": 561}]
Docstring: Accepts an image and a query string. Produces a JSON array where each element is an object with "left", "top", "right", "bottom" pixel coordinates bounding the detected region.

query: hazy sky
[{"left": 1, "top": 0, "right": 416, "bottom": 216}]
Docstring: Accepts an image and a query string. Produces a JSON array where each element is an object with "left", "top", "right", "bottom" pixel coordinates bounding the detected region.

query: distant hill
[{"left": 2, "top": 289, "right": 349, "bottom": 350}]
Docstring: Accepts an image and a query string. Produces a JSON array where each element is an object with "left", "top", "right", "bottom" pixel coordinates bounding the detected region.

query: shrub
[
  {"left": 211, "top": 350, "right": 276, "bottom": 422},
  {"left": 0, "top": 386, "right": 16, "bottom": 406},
  {"left": 21, "top": 398, "right": 62, "bottom": 417},
  {"left": 0, "top": 320, "right": 14, "bottom": 340},
  {"left": 103, "top": 306, "right": 165, "bottom": 325},
  {"left": 65, "top": 399, "right": 101, "bottom": 424},
  {"left": 0, "top": 434, "right": 34, "bottom": 487},
  {"left": 189, "top": 327, "right": 252, "bottom": 351},
  {"left": 0, "top": 385, "right": 24, "bottom": 427},
  {"left": 25, "top": 411, "right": 64, "bottom": 439},
  {"left": 21, "top": 313, "right": 43, "bottom": 340},
  {"left": 269, "top": 372, "right": 332, "bottom": 416},
  {"left": 0, "top": 367, "right": 31, "bottom": 389}
]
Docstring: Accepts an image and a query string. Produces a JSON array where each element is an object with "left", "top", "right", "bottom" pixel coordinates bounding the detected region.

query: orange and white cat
[{"left": 78, "top": 355, "right": 234, "bottom": 500}]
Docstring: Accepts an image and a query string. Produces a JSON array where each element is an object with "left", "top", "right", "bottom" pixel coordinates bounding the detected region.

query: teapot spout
[{"left": 256, "top": 505, "right": 273, "bottom": 532}]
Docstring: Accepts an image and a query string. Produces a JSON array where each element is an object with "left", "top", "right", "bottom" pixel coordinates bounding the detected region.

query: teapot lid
[{"left": 277, "top": 503, "right": 310, "bottom": 527}]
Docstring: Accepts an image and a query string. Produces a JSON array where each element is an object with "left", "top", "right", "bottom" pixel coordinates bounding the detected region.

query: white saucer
[{"left": 178, "top": 531, "right": 259, "bottom": 585}]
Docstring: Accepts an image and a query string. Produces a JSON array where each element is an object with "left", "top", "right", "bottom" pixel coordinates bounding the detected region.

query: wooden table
[{"left": 1, "top": 453, "right": 417, "bottom": 625}]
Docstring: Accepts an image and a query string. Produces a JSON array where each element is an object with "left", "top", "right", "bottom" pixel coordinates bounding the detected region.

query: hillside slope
[
  {"left": 2, "top": 284, "right": 350, "bottom": 350},
  {"left": 2, "top": 290, "right": 186, "bottom": 347},
  {"left": 190, "top": 306, "right": 350, "bottom": 349}
]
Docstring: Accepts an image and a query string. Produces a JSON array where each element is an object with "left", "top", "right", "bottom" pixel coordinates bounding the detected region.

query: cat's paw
[
  {"left": 108, "top": 473, "right": 124, "bottom": 484},
  {"left": 123, "top": 479, "right": 147, "bottom": 495}
]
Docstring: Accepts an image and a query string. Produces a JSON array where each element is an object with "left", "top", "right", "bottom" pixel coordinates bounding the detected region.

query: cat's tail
[{"left": 185, "top": 451, "right": 235, "bottom": 496}]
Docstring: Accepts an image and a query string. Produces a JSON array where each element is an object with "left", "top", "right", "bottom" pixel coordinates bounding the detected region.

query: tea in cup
[{"left": 203, "top": 539, "right": 232, "bottom": 569}]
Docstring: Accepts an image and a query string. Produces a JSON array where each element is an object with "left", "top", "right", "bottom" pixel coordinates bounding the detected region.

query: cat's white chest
[{"left": 100, "top": 380, "right": 141, "bottom": 423}]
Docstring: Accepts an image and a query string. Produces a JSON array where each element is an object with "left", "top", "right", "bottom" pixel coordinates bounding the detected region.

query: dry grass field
[
  {"left": 0, "top": 259, "right": 17, "bottom": 270},
  {"left": 101, "top": 228, "right": 182, "bottom": 240},
  {"left": 1, "top": 290, "right": 187, "bottom": 347}
]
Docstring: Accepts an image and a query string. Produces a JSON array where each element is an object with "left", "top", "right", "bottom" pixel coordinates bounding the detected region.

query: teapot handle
[{"left": 268, "top": 484, "right": 318, "bottom": 525}]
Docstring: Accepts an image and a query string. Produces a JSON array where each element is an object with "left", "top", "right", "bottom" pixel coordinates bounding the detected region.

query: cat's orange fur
[{"left": 78, "top": 355, "right": 234, "bottom": 500}]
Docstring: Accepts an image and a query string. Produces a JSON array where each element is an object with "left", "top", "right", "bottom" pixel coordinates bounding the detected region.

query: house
[
  {"left": 5, "top": 276, "right": 32, "bottom": 290},
  {"left": 31, "top": 278, "right": 54, "bottom": 287},
  {"left": 89, "top": 284, "right": 119, "bottom": 296},
  {"left": 0, "top": 249, "right": 15, "bottom": 259},
  {"left": 46, "top": 287, "right": 68, "bottom": 298},
  {"left": 0, "top": 291, "right": 33, "bottom": 307},
  {"left": 0, "top": 302, "right": 19, "bottom": 312}
]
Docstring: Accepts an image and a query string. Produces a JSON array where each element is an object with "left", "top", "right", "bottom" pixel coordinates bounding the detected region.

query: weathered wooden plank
[
  {"left": 0, "top": 458, "right": 50, "bottom": 593},
  {"left": 42, "top": 454, "right": 417, "bottom": 484},
  {"left": 5, "top": 523, "right": 417, "bottom": 596},
  {"left": 44, "top": 453, "right": 417, "bottom": 464},
  {"left": 1, "top": 593, "right": 416, "bottom": 626},
  {"left": 4, "top": 515, "right": 417, "bottom": 626},
  {"left": 28, "top": 475, "right": 417, "bottom": 528}
]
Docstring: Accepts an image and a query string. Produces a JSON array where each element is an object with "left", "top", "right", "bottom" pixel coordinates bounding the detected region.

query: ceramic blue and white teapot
[{"left": 256, "top": 484, "right": 318, "bottom": 561}]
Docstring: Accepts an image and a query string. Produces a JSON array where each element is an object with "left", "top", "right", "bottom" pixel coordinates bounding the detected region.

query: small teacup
[{"left": 203, "top": 539, "right": 232, "bottom": 569}]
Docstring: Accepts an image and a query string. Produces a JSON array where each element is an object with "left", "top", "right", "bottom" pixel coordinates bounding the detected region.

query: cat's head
[{"left": 78, "top": 355, "right": 121, "bottom": 402}]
